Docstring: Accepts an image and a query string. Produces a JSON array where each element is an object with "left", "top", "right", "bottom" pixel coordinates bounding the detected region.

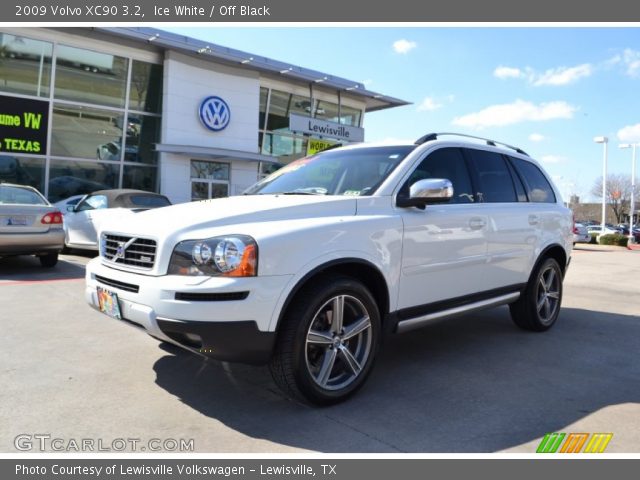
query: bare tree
[{"left": 591, "top": 174, "right": 639, "bottom": 224}]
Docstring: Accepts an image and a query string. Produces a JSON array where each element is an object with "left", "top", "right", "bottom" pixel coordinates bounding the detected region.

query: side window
[
  {"left": 76, "top": 194, "right": 108, "bottom": 211},
  {"left": 466, "top": 149, "right": 517, "bottom": 203},
  {"left": 509, "top": 157, "right": 557, "bottom": 203},
  {"left": 401, "top": 148, "right": 475, "bottom": 204},
  {"left": 504, "top": 157, "right": 528, "bottom": 202}
]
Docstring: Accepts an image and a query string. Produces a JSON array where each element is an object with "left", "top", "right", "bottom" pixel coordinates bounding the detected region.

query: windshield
[{"left": 245, "top": 146, "right": 415, "bottom": 196}]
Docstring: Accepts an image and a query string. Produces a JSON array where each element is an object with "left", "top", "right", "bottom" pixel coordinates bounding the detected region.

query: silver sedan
[{"left": 0, "top": 183, "right": 65, "bottom": 267}]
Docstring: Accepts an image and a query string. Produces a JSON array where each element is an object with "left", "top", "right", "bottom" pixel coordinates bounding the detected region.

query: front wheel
[
  {"left": 270, "top": 276, "right": 381, "bottom": 405},
  {"left": 510, "top": 257, "right": 563, "bottom": 331}
]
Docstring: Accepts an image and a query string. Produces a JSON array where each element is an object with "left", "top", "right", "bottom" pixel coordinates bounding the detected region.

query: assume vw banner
[
  {"left": 199, "top": 96, "right": 231, "bottom": 132},
  {"left": 290, "top": 113, "right": 364, "bottom": 143},
  {"left": 0, "top": 95, "right": 48, "bottom": 155}
]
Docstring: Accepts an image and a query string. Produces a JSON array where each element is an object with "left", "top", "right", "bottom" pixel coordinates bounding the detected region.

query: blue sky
[{"left": 167, "top": 27, "right": 640, "bottom": 201}]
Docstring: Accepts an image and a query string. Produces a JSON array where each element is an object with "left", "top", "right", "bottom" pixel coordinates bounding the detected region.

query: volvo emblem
[
  {"left": 199, "top": 96, "right": 231, "bottom": 132},
  {"left": 111, "top": 238, "right": 136, "bottom": 262}
]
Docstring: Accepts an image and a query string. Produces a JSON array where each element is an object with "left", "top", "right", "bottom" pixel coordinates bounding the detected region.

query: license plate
[
  {"left": 2, "top": 216, "right": 28, "bottom": 226},
  {"left": 97, "top": 287, "right": 122, "bottom": 320}
]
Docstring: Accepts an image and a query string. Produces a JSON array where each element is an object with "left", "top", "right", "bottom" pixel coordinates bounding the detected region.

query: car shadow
[
  {"left": 152, "top": 306, "right": 640, "bottom": 452},
  {"left": 0, "top": 253, "right": 89, "bottom": 282}
]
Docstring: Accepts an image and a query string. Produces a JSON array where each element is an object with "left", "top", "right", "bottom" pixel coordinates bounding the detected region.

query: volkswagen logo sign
[{"left": 199, "top": 96, "right": 231, "bottom": 132}]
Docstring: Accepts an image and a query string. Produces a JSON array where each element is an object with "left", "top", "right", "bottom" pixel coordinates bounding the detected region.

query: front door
[{"left": 397, "top": 147, "right": 489, "bottom": 310}]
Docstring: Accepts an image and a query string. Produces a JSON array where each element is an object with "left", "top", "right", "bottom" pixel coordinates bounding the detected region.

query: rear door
[
  {"left": 464, "top": 148, "right": 536, "bottom": 290},
  {"left": 507, "top": 155, "right": 562, "bottom": 270}
]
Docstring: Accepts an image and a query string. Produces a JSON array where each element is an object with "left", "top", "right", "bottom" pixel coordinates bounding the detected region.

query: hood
[{"left": 99, "top": 194, "right": 357, "bottom": 239}]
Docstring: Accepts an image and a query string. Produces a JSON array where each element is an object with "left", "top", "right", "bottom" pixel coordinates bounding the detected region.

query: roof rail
[{"left": 414, "top": 132, "right": 529, "bottom": 156}]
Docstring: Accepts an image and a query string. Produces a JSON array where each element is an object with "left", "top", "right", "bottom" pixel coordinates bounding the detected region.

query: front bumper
[
  {"left": 0, "top": 229, "right": 64, "bottom": 255},
  {"left": 85, "top": 258, "right": 292, "bottom": 364}
]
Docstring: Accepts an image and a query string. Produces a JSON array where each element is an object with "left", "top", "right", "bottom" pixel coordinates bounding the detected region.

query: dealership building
[{"left": 0, "top": 27, "right": 408, "bottom": 203}]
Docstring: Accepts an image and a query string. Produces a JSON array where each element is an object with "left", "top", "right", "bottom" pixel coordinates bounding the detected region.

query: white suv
[{"left": 85, "top": 133, "right": 573, "bottom": 405}]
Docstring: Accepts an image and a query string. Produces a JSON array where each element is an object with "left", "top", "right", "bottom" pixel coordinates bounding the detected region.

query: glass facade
[
  {"left": 0, "top": 31, "right": 163, "bottom": 202},
  {"left": 258, "top": 87, "right": 363, "bottom": 165}
]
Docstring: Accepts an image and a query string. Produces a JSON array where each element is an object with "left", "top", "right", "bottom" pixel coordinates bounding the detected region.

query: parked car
[
  {"left": 586, "top": 225, "right": 620, "bottom": 236},
  {"left": 64, "top": 189, "right": 171, "bottom": 251},
  {"left": 573, "top": 223, "right": 590, "bottom": 244},
  {"left": 0, "top": 182, "right": 64, "bottom": 267},
  {"left": 617, "top": 225, "right": 640, "bottom": 242},
  {"left": 54, "top": 194, "right": 85, "bottom": 215},
  {"left": 85, "top": 133, "right": 573, "bottom": 404}
]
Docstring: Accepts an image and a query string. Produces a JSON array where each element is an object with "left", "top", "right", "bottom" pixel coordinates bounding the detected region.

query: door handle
[
  {"left": 469, "top": 218, "right": 486, "bottom": 230},
  {"left": 528, "top": 215, "right": 539, "bottom": 226}
]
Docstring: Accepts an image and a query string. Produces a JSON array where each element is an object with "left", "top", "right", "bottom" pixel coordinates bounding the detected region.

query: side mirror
[{"left": 397, "top": 178, "right": 454, "bottom": 209}]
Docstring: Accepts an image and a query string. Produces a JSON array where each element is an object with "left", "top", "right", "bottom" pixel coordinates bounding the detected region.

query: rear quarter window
[{"left": 509, "top": 157, "right": 557, "bottom": 203}]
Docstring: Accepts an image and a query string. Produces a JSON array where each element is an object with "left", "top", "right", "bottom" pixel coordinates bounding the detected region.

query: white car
[
  {"left": 85, "top": 133, "right": 573, "bottom": 404},
  {"left": 64, "top": 189, "right": 171, "bottom": 250},
  {"left": 54, "top": 194, "right": 85, "bottom": 215},
  {"left": 586, "top": 225, "right": 619, "bottom": 237}
]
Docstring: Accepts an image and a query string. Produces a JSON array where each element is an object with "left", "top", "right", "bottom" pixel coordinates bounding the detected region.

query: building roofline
[{"left": 93, "top": 27, "right": 411, "bottom": 113}]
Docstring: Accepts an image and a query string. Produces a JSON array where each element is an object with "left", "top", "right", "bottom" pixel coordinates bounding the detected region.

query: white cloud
[
  {"left": 540, "top": 155, "right": 567, "bottom": 164},
  {"left": 529, "top": 133, "right": 546, "bottom": 142},
  {"left": 622, "top": 49, "right": 640, "bottom": 77},
  {"left": 617, "top": 123, "right": 640, "bottom": 142},
  {"left": 494, "top": 66, "right": 524, "bottom": 79},
  {"left": 532, "top": 64, "right": 593, "bottom": 86},
  {"left": 417, "top": 97, "right": 443, "bottom": 112},
  {"left": 452, "top": 99, "right": 577, "bottom": 130},
  {"left": 393, "top": 39, "right": 417, "bottom": 54},
  {"left": 493, "top": 63, "right": 593, "bottom": 86}
]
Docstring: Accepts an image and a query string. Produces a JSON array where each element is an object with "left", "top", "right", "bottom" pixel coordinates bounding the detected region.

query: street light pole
[
  {"left": 594, "top": 136, "right": 609, "bottom": 233},
  {"left": 620, "top": 143, "right": 637, "bottom": 244}
]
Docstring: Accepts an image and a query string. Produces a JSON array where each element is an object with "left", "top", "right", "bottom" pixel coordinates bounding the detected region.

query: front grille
[
  {"left": 95, "top": 274, "right": 139, "bottom": 293},
  {"left": 102, "top": 234, "right": 157, "bottom": 269}
]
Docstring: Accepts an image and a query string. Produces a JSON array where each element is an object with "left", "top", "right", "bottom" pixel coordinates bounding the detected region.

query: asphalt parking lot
[{"left": 1, "top": 246, "right": 639, "bottom": 453}]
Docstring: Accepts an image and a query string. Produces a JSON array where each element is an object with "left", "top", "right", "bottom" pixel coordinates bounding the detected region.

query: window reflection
[
  {"left": 52, "top": 104, "right": 123, "bottom": 160},
  {"left": 48, "top": 159, "right": 119, "bottom": 202},
  {"left": 123, "top": 114, "right": 159, "bottom": 164},
  {"left": 0, "top": 33, "right": 52, "bottom": 97},
  {"left": 54, "top": 45, "right": 127, "bottom": 108},
  {"left": 129, "top": 60, "right": 162, "bottom": 113},
  {"left": 0, "top": 155, "right": 46, "bottom": 192},
  {"left": 314, "top": 100, "right": 339, "bottom": 123},
  {"left": 190, "top": 160, "right": 230, "bottom": 180},
  {"left": 122, "top": 164, "right": 157, "bottom": 191},
  {"left": 267, "top": 89, "right": 312, "bottom": 131},
  {"left": 261, "top": 133, "right": 307, "bottom": 163},
  {"left": 339, "top": 105, "right": 361, "bottom": 127}
]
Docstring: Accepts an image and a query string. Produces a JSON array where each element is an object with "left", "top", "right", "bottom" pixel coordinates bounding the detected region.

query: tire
[
  {"left": 269, "top": 276, "right": 381, "bottom": 405},
  {"left": 509, "top": 257, "right": 563, "bottom": 332},
  {"left": 39, "top": 252, "right": 59, "bottom": 268}
]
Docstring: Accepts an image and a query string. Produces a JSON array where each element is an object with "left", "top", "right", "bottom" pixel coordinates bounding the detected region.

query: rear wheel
[
  {"left": 270, "top": 276, "right": 381, "bottom": 405},
  {"left": 39, "top": 253, "right": 59, "bottom": 268},
  {"left": 510, "top": 257, "right": 563, "bottom": 331}
]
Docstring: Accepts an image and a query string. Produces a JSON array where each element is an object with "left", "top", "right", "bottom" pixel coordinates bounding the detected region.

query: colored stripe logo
[{"left": 537, "top": 433, "right": 613, "bottom": 453}]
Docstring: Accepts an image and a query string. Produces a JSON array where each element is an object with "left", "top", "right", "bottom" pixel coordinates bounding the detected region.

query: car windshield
[
  {"left": 0, "top": 185, "right": 47, "bottom": 205},
  {"left": 244, "top": 146, "right": 416, "bottom": 196}
]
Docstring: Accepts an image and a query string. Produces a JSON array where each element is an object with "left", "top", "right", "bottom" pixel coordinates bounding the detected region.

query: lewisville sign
[
  {"left": 289, "top": 113, "right": 364, "bottom": 143},
  {"left": 0, "top": 95, "right": 48, "bottom": 155}
]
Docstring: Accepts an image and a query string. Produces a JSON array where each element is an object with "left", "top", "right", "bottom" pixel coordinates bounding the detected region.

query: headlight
[{"left": 168, "top": 235, "right": 258, "bottom": 277}]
